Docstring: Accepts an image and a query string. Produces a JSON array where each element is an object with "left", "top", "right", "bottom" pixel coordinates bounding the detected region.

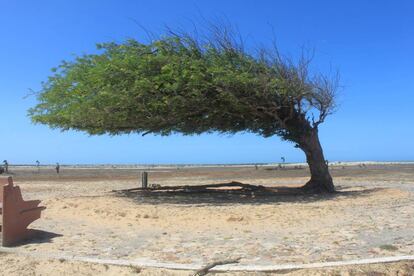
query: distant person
[
  {"left": 56, "top": 162, "right": 60, "bottom": 174},
  {"left": 36, "top": 160, "right": 40, "bottom": 173},
  {"left": 3, "top": 160, "right": 8, "bottom": 173},
  {"left": 280, "top": 157, "right": 286, "bottom": 169}
]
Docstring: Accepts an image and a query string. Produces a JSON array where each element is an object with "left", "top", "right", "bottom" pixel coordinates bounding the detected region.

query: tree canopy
[{"left": 29, "top": 31, "right": 337, "bottom": 144}]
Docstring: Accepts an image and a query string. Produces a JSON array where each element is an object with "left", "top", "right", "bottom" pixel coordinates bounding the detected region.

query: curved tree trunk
[{"left": 298, "top": 128, "right": 335, "bottom": 193}]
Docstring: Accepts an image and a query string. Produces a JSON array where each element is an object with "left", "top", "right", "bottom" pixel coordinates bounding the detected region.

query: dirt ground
[
  {"left": 1, "top": 163, "right": 414, "bottom": 275},
  {"left": 0, "top": 252, "right": 414, "bottom": 276}
]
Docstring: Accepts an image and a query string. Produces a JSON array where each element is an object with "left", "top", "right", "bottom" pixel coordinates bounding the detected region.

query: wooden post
[{"left": 141, "top": 171, "right": 148, "bottom": 189}]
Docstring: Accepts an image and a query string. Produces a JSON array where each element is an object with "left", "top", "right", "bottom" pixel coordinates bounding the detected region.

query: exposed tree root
[
  {"left": 192, "top": 257, "right": 241, "bottom": 276},
  {"left": 302, "top": 180, "right": 336, "bottom": 194},
  {"left": 120, "top": 181, "right": 263, "bottom": 192},
  {"left": 114, "top": 181, "right": 306, "bottom": 197}
]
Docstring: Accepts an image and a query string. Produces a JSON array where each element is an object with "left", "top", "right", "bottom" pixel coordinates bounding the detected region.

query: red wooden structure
[{"left": 0, "top": 177, "right": 46, "bottom": 246}]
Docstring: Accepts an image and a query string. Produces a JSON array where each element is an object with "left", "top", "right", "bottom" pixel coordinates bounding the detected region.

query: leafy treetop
[{"left": 29, "top": 30, "right": 337, "bottom": 146}]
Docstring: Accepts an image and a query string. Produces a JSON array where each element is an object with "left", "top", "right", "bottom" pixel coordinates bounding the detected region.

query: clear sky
[{"left": 0, "top": 0, "right": 413, "bottom": 165}]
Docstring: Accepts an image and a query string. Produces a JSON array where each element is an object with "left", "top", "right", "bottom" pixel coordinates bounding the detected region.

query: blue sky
[{"left": 0, "top": 0, "right": 413, "bottom": 164}]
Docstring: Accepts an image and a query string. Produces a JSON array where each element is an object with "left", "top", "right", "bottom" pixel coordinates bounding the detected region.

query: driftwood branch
[
  {"left": 112, "top": 182, "right": 306, "bottom": 197},
  {"left": 118, "top": 181, "right": 265, "bottom": 193},
  {"left": 192, "top": 257, "right": 241, "bottom": 276}
]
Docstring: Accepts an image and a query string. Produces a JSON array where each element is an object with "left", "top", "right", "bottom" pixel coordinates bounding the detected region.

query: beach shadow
[
  {"left": 8, "top": 230, "right": 63, "bottom": 247},
  {"left": 113, "top": 182, "right": 384, "bottom": 206}
]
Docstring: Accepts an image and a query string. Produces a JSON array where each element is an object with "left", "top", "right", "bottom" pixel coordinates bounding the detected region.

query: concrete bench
[{"left": 0, "top": 176, "right": 46, "bottom": 246}]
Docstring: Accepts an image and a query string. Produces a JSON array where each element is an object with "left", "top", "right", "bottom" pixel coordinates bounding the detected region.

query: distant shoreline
[{"left": 3, "top": 161, "right": 414, "bottom": 169}]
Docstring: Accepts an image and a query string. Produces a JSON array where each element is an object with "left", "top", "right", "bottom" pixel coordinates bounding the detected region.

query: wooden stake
[{"left": 141, "top": 172, "right": 148, "bottom": 189}]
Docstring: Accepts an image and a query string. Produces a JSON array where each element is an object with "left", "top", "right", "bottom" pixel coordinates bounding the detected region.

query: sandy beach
[{"left": 1, "top": 163, "right": 414, "bottom": 275}]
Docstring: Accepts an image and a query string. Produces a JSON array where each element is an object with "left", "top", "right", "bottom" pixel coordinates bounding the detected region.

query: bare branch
[{"left": 192, "top": 257, "right": 241, "bottom": 276}]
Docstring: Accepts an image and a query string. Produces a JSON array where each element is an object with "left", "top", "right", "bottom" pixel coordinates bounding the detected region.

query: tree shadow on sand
[{"left": 113, "top": 181, "right": 384, "bottom": 206}]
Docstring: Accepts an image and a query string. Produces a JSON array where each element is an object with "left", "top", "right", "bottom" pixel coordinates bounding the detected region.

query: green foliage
[{"left": 29, "top": 31, "right": 337, "bottom": 144}]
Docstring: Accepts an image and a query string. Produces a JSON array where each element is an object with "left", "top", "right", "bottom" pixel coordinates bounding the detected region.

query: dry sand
[
  {"left": 1, "top": 163, "right": 414, "bottom": 275},
  {"left": 1, "top": 252, "right": 414, "bottom": 275}
]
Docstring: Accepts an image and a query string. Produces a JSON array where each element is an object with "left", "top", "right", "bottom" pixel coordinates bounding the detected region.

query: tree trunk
[{"left": 298, "top": 128, "right": 335, "bottom": 193}]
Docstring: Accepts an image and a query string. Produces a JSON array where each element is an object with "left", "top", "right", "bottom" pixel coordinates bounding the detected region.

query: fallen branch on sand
[
  {"left": 119, "top": 181, "right": 265, "bottom": 193},
  {"left": 112, "top": 181, "right": 308, "bottom": 198},
  {"left": 192, "top": 257, "right": 241, "bottom": 276}
]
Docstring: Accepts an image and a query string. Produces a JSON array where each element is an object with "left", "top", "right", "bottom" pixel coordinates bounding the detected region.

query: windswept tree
[{"left": 29, "top": 27, "right": 339, "bottom": 193}]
